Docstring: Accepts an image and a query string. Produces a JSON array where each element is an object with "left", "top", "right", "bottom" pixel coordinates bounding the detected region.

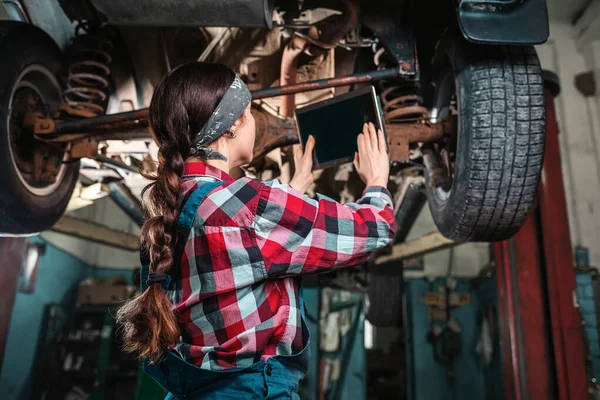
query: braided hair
[{"left": 116, "top": 62, "right": 236, "bottom": 362}]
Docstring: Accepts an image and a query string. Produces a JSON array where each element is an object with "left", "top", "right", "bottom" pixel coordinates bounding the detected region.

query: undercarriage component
[
  {"left": 70, "top": 139, "right": 99, "bottom": 159},
  {"left": 386, "top": 120, "right": 452, "bottom": 162},
  {"left": 422, "top": 144, "right": 452, "bottom": 192},
  {"left": 31, "top": 107, "right": 450, "bottom": 165},
  {"left": 297, "top": 0, "right": 359, "bottom": 51},
  {"left": 45, "top": 67, "right": 402, "bottom": 136},
  {"left": 392, "top": 175, "right": 426, "bottom": 243},
  {"left": 280, "top": 37, "right": 309, "bottom": 117},
  {"left": 253, "top": 67, "right": 402, "bottom": 100},
  {"left": 62, "top": 22, "right": 114, "bottom": 116},
  {"left": 59, "top": 0, "right": 275, "bottom": 28},
  {"left": 251, "top": 108, "right": 298, "bottom": 160},
  {"left": 381, "top": 90, "right": 428, "bottom": 122},
  {"left": 363, "top": 9, "right": 418, "bottom": 76}
]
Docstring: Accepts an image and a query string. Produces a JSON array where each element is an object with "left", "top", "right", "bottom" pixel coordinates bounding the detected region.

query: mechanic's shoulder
[{"left": 233, "top": 176, "right": 289, "bottom": 191}]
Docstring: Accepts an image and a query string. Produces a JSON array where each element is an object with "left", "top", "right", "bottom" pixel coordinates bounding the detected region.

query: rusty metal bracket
[
  {"left": 386, "top": 116, "right": 455, "bottom": 162},
  {"left": 70, "top": 139, "right": 99, "bottom": 159},
  {"left": 251, "top": 107, "right": 299, "bottom": 159},
  {"left": 23, "top": 113, "right": 55, "bottom": 135}
]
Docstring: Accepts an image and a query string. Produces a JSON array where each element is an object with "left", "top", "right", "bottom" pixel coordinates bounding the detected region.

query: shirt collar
[{"left": 182, "top": 162, "right": 234, "bottom": 182}]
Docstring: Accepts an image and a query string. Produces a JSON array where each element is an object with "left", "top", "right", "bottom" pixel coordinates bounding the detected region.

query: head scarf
[{"left": 191, "top": 75, "right": 252, "bottom": 161}]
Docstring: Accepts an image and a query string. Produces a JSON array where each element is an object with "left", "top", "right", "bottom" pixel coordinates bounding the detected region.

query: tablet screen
[{"left": 296, "top": 86, "right": 386, "bottom": 170}]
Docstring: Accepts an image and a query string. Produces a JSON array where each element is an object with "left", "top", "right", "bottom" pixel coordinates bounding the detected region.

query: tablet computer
[{"left": 295, "top": 85, "right": 388, "bottom": 170}]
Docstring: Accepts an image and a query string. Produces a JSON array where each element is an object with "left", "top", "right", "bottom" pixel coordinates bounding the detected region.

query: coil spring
[
  {"left": 63, "top": 22, "right": 113, "bottom": 117},
  {"left": 379, "top": 82, "right": 429, "bottom": 123}
]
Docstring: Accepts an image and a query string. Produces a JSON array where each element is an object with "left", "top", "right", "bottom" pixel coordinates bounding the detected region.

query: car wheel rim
[{"left": 8, "top": 65, "right": 69, "bottom": 196}]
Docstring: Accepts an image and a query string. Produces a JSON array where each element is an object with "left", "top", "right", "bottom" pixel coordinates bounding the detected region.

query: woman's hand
[
  {"left": 290, "top": 135, "right": 315, "bottom": 193},
  {"left": 354, "top": 123, "right": 390, "bottom": 188}
]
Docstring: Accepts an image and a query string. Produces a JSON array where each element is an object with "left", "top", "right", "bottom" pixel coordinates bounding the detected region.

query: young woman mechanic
[{"left": 117, "top": 62, "right": 397, "bottom": 399}]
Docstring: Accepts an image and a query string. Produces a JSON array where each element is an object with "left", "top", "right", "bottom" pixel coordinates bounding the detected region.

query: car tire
[
  {"left": 0, "top": 21, "right": 79, "bottom": 234},
  {"left": 366, "top": 261, "right": 404, "bottom": 327},
  {"left": 426, "top": 33, "right": 546, "bottom": 242}
]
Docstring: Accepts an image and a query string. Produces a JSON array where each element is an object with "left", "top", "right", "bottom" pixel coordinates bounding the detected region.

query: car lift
[{"left": 493, "top": 72, "right": 588, "bottom": 400}]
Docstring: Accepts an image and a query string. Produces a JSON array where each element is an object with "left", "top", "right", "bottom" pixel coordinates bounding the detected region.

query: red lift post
[
  {"left": 495, "top": 72, "right": 588, "bottom": 400},
  {"left": 0, "top": 237, "right": 27, "bottom": 376}
]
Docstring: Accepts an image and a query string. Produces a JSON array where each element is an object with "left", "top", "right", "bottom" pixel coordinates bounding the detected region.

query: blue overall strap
[
  {"left": 177, "top": 180, "right": 224, "bottom": 229},
  {"left": 140, "top": 180, "right": 223, "bottom": 293},
  {"left": 169, "top": 180, "right": 224, "bottom": 301}
]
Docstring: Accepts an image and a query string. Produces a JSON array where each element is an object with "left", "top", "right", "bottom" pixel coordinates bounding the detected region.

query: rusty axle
[{"left": 34, "top": 109, "right": 452, "bottom": 163}]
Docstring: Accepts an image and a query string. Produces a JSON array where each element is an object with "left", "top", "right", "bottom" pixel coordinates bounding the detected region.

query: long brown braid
[{"left": 116, "top": 62, "right": 236, "bottom": 362}]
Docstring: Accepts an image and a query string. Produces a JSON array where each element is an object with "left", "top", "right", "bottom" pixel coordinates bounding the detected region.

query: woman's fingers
[
  {"left": 353, "top": 151, "right": 359, "bottom": 170},
  {"left": 357, "top": 130, "right": 366, "bottom": 156},
  {"left": 362, "top": 123, "right": 372, "bottom": 152},
  {"left": 293, "top": 144, "right": 303, "bottom": 162},
  {"left": 377, "top": 129, "right": 386, "bottom": 154},
  {"left": 302, "top": 135, "right": 315, "bottom": 169},
  {"left": 368, "top": 123, "right": 378, "bottom": 150}
]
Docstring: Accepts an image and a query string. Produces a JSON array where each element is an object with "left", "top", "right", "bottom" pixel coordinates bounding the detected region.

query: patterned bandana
[{"left": 191, "top": 75, "right": 252, "bottom": 161}]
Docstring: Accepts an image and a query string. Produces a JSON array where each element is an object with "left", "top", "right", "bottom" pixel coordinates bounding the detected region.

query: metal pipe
[
  {"left": 96, "top": 154, "right": 140, "bottom": 173},
  {"left": 422, "top": 145, "right": 451, "bottom": 191},
  {"left": 253, "top": 68, "right": 400, "bottom": 100},
  {"left": 198, "top": 28, "right": 232, "bottom": 62},
  {"left": 307, "top": 0, "right": 359, "bottom": 50},
  {"left": 393, "top": 178, "right": 426, "bottom": 244},
  {"left": 51, "top": 68, "right": 401, "bottom": 135},
  {"left": 52, "top": 109, "right": 150, "bottom": 135},
  {"left": 278, "top": 37, "right": 307, "bottom": 183},
  {"left": 107, "top": 181, "right": 145, "bottom": 227},
  {"left": 280, "top": 37, "right": 307, "bottom": 117}
]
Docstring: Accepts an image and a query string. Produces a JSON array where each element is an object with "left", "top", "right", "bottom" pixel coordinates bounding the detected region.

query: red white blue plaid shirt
[{"left": 170, "top": 162, "right": 397, "bottom": 370}]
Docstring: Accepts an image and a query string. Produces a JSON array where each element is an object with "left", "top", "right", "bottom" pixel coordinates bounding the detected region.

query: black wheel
[
  {"left": 0, "top": 21, "right": 79, "bottom": 234},
  {"left": 426, "top": 33, "right": 546, "bottom": 242},
  {"left": 365, "top": 261, "right": 403, "bottom": 327}
]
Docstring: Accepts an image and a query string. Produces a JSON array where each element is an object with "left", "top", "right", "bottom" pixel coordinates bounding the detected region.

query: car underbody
[{"left": 0, "top": 0, "right": 549, "bottom": 323}]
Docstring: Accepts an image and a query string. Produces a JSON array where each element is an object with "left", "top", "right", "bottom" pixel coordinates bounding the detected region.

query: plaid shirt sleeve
[{"left": 252, "top": 179, "right": 397, "bottom": 276}]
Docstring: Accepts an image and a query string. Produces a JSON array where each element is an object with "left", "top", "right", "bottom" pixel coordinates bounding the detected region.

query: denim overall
[{"left": 141, "top": 181, "right": 311, "bottom": 399}]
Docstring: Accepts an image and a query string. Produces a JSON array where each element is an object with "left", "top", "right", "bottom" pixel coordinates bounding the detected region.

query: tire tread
[{"left": 435, "top": 45, "right": 545, "bottom": 242}]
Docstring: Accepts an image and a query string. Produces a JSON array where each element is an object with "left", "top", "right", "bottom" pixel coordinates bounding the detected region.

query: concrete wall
[{"left": 536, "top": 21, "right": 600, "bottom": 268}]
